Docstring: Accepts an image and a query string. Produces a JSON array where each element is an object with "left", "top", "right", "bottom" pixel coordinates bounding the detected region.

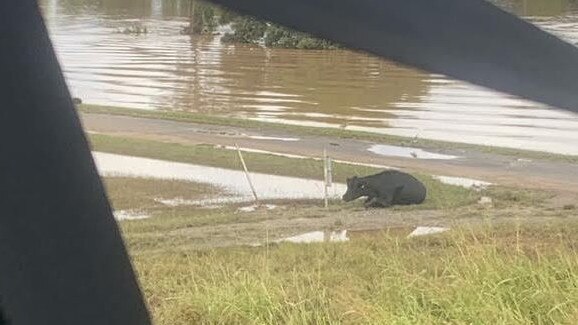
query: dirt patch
[{"left": 147, "top": 205, "right": 577, "bottom": 250}]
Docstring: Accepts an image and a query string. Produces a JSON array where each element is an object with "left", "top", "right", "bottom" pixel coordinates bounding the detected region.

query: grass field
[
  {"left": 105, "top": 177, "right": 576, "bottom": 324},
  {"left": 93, "top": 133, "right": 552, "bottom": 214},
  {"left": 130, "top": 221, "right": 578, "bottom": 324},
  {"left": 93, "top": 132, "right": 575, "bottom": 324}
]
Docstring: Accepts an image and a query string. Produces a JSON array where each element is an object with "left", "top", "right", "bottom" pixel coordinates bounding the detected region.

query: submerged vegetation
[
  {"left": 182, "top": 1, "right": 338, "bottom": 49},
  {"left": 180, "top": 0, "right": 217, "bottom": 35},
  {"left": 220, "top": 15, "right": 339, "bottom": 49}
]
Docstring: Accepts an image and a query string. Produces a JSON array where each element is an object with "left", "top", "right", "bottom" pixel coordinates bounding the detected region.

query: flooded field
[
  {"left": 94, "top": 152, "right": 347, "bottom": 202},
  {"left": 41, "top": 0, "right": 578, "bottom": 154}
]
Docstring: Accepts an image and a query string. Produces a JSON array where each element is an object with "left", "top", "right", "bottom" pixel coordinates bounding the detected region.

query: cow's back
[{"left": 363, "top": 170, "right": 426, "bottom": 205}]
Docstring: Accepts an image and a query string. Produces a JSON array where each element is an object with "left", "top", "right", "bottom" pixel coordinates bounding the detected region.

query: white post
[
  {"left": 236, "top": 144, "right": 259, "bottom": 205},
  {"left": 323, "top": 147, "right": 329, "bottom": 209}
]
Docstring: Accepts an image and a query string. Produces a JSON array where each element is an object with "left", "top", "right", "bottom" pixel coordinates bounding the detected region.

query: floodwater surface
[
  {"left": 40, "top": 0, "right": 578, "bottom": 155},
  {"left": 93, "top": 152, "right": 347, "bottom": 201}
]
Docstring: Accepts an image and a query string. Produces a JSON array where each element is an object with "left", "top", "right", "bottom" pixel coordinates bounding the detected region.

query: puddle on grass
[
  {"left": 433, "top": 175, "right": 492, "bottom": 189},
  {"left": 154, "top": 197, "right": 242, "bottom": 209},
  {"left": 407, "top": 226, "right": 450, "bottom": 238},
  {"left": 368, "top": 144, "right": 459, "bottom": 160},
  {"left": 276, "top": 230, "right": 349, "bottom": 244},
  {"left": 265, "top": 226, "right": 450, "bottom": 245},
  {"left": 247, "top": 135, "right": 300, "bottom": 142},
  {"left": 114, "top": 210, "right": 151, "bottom": 221},
  {"left": 94, "top": 152, "right": 347, "bottom": 201},
  {"left": 237, "top": 204, "right": 277, "bottom": 212}
]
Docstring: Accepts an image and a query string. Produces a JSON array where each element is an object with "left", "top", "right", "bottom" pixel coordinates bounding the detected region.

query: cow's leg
[
  {"left": 372, "top": 193, "right": 395, "bottom": 208},
  {"left": 364, "top": 195, "right": 393, "bottom": 208},
  {"left": 391, "top": 185, "right": 404, "bottom": 204},
  {"left": 364, "top": 196, "right": 379, "bottom": 209}
]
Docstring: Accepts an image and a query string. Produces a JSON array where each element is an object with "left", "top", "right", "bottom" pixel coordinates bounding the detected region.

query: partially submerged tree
[
  {"left": 221, "top": 15, "right": 339, "bottom": 49},
  {"left": 181, "top": 0, "right": 217, "bottom": 35}
]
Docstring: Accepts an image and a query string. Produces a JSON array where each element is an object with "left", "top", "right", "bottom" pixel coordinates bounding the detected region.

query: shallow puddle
[
  {"left": 247, "top": 135, "right": 300, "bottom": 142},
  {"left": 154, "top": 197, "right": 243, "bottom": 208},
  {"left": 94, "top": 152, "right": 347, "bottom": 201},
  {"left": 368, "top": 144, "right": 459, "bottom": 160},
  {"left": 433, "top": 175, "right": 492, "bottom": 189},
  {"left": 407, "top": 226, "right": 450, "bottom": 238},
  {"left": 237, "top": 204, "right": 277, "bottom": 212},
  {"left": 276, "top": 230, "right": 349, "bottom": 244}
]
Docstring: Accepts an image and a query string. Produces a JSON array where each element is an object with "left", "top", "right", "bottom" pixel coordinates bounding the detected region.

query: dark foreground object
[
  {"left": 0, "top": 1, "right": 151, "bottom": 324},
  {"left": 342, "top": 171, "right": 427, "bottom": 208}
]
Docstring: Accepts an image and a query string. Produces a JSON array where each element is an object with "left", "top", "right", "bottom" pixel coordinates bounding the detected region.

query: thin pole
[
  {"left": 236, "top": 143, "right": 259, "bottom": 205},
  {"left": 323, "top": 147, "right": 329, "bottom": 208}
]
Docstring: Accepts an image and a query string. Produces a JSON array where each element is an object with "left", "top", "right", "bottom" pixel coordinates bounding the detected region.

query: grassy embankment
[
  {"left": 90, "top": 129, "right": 575, "bottom": 324},
  {"left": 131, "top": 221, "right": 578, "bottom": 324}
]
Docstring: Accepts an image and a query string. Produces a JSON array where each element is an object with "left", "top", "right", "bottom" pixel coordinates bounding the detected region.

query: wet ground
[
  {"left": 94, "top": 151, "right": 347, "bottom": 202},
  {"left": 84, "top": 113, "right": 578, "bottom": 197},
  {"left": 157, "top": 204, "right": 574, "bottom": 250}
]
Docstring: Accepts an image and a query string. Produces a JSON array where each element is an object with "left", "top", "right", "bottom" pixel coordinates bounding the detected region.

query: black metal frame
[{"left": 0, "top": 0, "right": 576, "bottom": 324}]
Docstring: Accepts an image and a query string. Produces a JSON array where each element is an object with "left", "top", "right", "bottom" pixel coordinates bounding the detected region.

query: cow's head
[{"left": 342, "top": 176, "right": 370, "bottom": 202}]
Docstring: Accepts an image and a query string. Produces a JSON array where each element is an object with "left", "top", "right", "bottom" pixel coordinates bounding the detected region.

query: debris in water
[{"left": 407, "top": 226, "right": 449, "bottom": 238}]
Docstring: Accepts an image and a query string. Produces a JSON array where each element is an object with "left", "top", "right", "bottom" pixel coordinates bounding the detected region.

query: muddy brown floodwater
[{"left": 41, "top": 0, "right": 578, "bottom": 155}]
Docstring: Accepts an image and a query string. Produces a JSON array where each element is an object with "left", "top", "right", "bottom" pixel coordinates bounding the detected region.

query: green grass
[
  {"left": 104, "top": 177, "right": 218, "bottom": 211},
  {"left": 95, "top": 140, "right": 574, "bottom": 324},
  {"left": 87, "top": 108, "right": 578, "bottom": 324},
  {"left": 131, "top": 221, "right": 578, "bottom": 324},
  {"left": 80, "top": 104, "right": 578, "bottom": 163},
  {"left": 91, "top": 133, "right": 499, "bottom": 211},
  {"left": 104, "top": 177, "right": 268, "bottom": 233}
]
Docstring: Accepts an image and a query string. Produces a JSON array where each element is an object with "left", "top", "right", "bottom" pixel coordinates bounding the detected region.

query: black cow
[{"left": 342, "top": 170, "right": 427, "bottom": 208}]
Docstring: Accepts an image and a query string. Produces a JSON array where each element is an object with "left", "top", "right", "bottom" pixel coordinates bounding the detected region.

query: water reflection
[{"left": 40, "top": 0, "right": 578, "bottom": 155}]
